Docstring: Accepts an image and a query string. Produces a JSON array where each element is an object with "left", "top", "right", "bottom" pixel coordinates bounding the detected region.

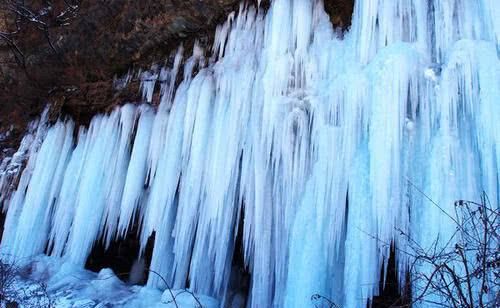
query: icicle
[
  {"left": 49, "top": 128, "right": 88, "bottom": 257},
  {"left": 143, "top": 84, "right": 189, "bottom": 286},
  {"left": 118, "top": 106, "right": 154, "bottom": 238},
  {"left": 100, "top": 104, "right": 137, "bottom": 247},
  {"left": 0, "top": 108, "right": 50, "bottom": 206},
  {"left": 140, "top": 69, "right": 159, "bottom": 103},
  {"left": 2, "top": 120, "right": 74, "bottom": 259}
]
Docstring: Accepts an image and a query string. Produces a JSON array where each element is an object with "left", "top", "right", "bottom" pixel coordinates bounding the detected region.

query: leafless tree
[
  {"left": 0, "top": 258, "right": 19, "bottom": 306},
  {"left": 316, "top": 191, "right": 498, "bottom": 308},
  {"left": 0, "top": 256, "right": 54, "bottom": 307},
  {"left": 400, "top": 192, "right": 499, "bottom": 308},
  {"left": 0, "top": 0, "right": 81, "bottom": 67}
]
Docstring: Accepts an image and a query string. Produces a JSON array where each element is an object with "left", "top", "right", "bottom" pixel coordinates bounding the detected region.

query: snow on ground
[{"left": 6, "top": 255, "right": 218, "bottom": 307}]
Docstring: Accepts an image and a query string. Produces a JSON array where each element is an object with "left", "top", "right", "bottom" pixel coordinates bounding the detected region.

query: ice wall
[{"left": 1, "top": 0, "right": 498, "bottom": 307}]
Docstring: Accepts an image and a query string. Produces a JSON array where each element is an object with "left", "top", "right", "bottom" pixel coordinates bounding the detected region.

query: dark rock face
[
  {"left": 1, "top": 1, "right": 244, "bottom": 130},
  {"left": 0, "top": 0, "right": 353, "bottom": 155},
  {"left": 324, "top": 0, "right": 354, "bottom": 29}
]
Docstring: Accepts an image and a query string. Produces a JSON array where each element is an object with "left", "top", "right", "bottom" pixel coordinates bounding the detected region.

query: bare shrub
[
  {"left": 0, "top": 257, "right": 53, "bottom": 307},
  {"left": 405, "top": 192, "right": 499, "bottom": 307}
]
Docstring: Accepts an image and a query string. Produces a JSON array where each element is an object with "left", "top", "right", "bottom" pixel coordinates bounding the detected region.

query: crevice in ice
[
  {"left": 85, "top": 220, "right": 154, "bottom": 285},
  {"left": 371, "top": 245, "right": 410, "bottom": 308},
  {"left": 0, "top": 211, "right": 6, "bottom": 240},
  {"left": 225, "top": 204, "right": 251, "bottom": 307}
]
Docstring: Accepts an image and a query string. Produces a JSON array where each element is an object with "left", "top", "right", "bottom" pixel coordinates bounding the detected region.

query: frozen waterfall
[{"left": 0, "top": 0, "right": 498, "bottom": 307}]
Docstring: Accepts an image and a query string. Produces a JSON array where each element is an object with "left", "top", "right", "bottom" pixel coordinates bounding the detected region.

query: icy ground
[{"left": 4, "top": 255, "right": 218, "bottom": 308}]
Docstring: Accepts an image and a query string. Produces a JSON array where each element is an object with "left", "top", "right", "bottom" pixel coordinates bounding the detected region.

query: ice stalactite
[
  {"left": 0, "top": 0, "right": 498, "bottom": 307},
  {"left": 0, "top": 108, "right": 50, "bottom": 206}
]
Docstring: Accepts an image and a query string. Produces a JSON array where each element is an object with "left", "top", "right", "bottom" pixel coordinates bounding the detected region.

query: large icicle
[{"left": 2, "top": 120, "right": 74, "bottom": 259}]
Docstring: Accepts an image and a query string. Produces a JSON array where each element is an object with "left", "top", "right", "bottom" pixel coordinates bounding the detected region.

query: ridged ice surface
[{"left": 1, "top": 0, "right": 498, "bottom": 307}]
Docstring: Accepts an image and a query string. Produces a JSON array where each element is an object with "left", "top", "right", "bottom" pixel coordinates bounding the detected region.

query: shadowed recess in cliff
[{"left": 0, "top": 0, "right": 498, "bottom": 307}]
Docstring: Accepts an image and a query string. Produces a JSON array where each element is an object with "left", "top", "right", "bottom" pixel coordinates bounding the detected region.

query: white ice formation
[{"left": 0, "top": 1, "right": 498, "bottom": 307}]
